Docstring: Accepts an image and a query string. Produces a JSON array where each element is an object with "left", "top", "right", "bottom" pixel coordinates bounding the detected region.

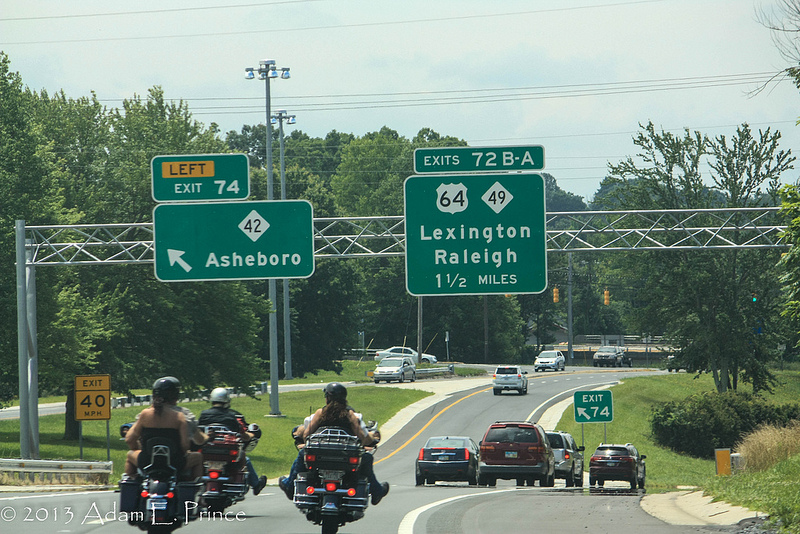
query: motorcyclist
[
  {"left": 198, "top": 387, "right": 267, "bottom": 495},
  {"left": 124, "top": 376, "right": 204, "bottom": 479},
  {"left": 278, "top": 382, "right": 389, "bottom": 505}
]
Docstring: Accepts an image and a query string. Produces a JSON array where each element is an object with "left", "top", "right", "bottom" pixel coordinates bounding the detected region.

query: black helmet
[
  {"left": 152, "top": 376, "right": 181, "bottom": 402},
  {"left": 323, "top": 382, "right": 347, "bottom": 401}
]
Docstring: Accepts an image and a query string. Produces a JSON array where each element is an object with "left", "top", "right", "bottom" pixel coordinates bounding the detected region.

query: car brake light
[
  {"left": 347, "top": 487, "right": 357, "bottom": 496},
  {"left": 481, "top": 445, "right": 494, "bottom": 452},
  {"left": 517, "top": 374, "right": 522, "bottom": 378},
  {"left": 418, "top": 449, "right": 424, "bottom": 460},
  {"left": 528, "top": 445, "right": 544, "bottom": 453},
  {"left": 492, "top": 374, "right": 497, "bottom": 379},
  {"left": 590, "top": 456, "right": 601, "bottom": 462},
  {"left": 565, "top": 452, "right": 570, "bottom": 460},
  {"left": 464, "top": 448, "right": 470, "bottom": 460},
  {"left": 325, "top": 482, "right": 338, "bottom": 492}
]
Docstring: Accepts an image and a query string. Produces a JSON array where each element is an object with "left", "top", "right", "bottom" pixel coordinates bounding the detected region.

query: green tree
[{"left": 599, "top": 122, "right": 793, "bottom": 393}]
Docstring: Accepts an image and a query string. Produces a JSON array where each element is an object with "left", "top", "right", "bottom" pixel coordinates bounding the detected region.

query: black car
[{"left": 416, "top": 436, "right": 480, "bottom": 486}]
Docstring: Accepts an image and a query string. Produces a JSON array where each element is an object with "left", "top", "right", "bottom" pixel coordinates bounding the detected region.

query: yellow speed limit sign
[{"left": 75, "top": 374, "right": 111, "bottom": 421}]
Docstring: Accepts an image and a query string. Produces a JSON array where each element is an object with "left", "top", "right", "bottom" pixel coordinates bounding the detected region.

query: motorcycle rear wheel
[{"left": 321, "top": 516, "right": 339, "bottom": 534}]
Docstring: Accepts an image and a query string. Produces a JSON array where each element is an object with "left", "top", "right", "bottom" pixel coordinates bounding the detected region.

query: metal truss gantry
[{"left": 20, "top": 207, "right": 788, "bottom": 266}]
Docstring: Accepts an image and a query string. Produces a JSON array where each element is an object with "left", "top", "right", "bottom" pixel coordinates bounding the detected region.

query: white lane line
[{"left": 397, "top": 488, "right": 521, "bottom": 534}]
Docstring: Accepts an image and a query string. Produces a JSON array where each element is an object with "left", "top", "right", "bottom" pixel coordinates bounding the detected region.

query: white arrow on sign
[
  {"left": 576, "top": 407, "right": 589, "bottom": 420},
  {"left": 167, "top": 249, "right": 192, "bottom": 272}
]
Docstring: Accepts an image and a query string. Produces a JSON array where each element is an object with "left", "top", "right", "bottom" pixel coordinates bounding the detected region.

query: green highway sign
[
  {"left": 153, "top": 200, "right": 314, "bottom": 282},
  {"left": 151, "top": 153, "right": 250, "bottom": 202},
  {"left": 413, "top": 145, "right": 545, "bottom": 174},
  {"left": 404, "top": 173, "right": 547, "bottom": 296},
  {"left": 573, "top": 390, "right": 613, "bottom": 423}
]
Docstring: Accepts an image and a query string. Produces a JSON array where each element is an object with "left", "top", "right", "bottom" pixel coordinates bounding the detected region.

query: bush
[{"left": 650, "top": 391, "right": 800, "bottom": 458}]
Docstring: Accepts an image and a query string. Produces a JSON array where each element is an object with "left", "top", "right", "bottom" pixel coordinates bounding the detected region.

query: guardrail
[
  {"left": 415, "top": 365, "right": 455, "bottom": 377},
  {"left": 0, "top": 459, "right": 112, "bottom": 484}
]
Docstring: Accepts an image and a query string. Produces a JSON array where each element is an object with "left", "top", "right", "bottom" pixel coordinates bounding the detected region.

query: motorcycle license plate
[
  {"left": 148, "top": 498, "right": 168, "bottom": 510},
  {"left": 319, "top": 470, "right": 344, "bottom": 481},
  {"left": 505, "top": 451, "right": 518, "bottom": 459}
]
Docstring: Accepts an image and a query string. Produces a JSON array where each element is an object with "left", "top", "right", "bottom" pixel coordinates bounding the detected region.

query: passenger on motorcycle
[
  {"left": 198, "top": 387, "right": 268, "bottom": 495},
  {"left": 124, "top": 376, "right": 205, "bottom": 479},
  {"left": 278, "top": 382, "right": 389, "bottom": 505}
]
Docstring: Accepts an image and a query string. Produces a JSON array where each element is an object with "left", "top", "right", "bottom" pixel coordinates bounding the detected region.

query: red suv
[
  {"left": 478, "top": 421, "right": 555, "bottom": 487},
  {"left": 589, "top": 443, "right": 646, "bottom": 490}
]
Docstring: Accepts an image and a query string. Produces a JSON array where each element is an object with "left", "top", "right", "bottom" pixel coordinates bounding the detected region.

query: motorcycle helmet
[
  {"left": 152, "top": 376, "right": 181, "bottom": 402},
  {"left": 323, "top": 382, "right": 347, "bottom": 402},
  {"left": 209, "top": 387, "right": 231, "bottom": 408}
]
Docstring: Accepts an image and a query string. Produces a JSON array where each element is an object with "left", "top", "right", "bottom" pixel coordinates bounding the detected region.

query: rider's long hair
[
  {"left": 152, "top": 395, "right": 166, "bottom": 415},
  {"left": 319, "top": 397, "right": 350, "bottom": 427}
]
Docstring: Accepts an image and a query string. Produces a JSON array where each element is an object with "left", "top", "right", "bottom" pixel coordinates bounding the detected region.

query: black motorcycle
[
  {"left": 291, "top": 423, "right": 378, "bottom": 534},
  {"left": 198, "top": 421, "right": 260, "bottom": 513},
  {"left": 119, "top": 430, "right": 203, "bottom": 534}
]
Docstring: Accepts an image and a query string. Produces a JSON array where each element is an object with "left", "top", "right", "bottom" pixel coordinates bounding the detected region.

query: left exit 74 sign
[
  {"left": 151, "top": 153, "right": 250, "bottom": 202},
  {"left": 75, "top": 374, "right": 111, "bottom": 421}
]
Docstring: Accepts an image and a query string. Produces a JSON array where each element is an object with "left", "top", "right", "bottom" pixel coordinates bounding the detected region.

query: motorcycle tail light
[
  {"left": 166, "top": 492, "right": 174, "bottom": 499},
  {"left": 305, "top": 454, "right": 316, "bottom": 462},
  {"left": 140, "top": 490, "right": 149, "bottom": 498},
  {"left": 325, "top": 482, "right": 338, "bottom": 492},
  {"left": 349, "top": 456, "right": 359, "bottom": 465},
  {"left": 347, "top": 488, "right": 357, "bottom": 497},
  {"left": 209, "top": 470, "right": 221, "bottom": 479},
  {"left": 305, "top": 485, "right": 315, "bottom": 495}
]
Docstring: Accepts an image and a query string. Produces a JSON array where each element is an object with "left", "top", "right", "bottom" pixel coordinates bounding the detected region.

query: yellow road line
[{"left": 375, "top": 387, "right": 491, "bottom": 464}]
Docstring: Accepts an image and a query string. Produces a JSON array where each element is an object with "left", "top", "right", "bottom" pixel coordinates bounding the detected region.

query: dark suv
[
  {"left": 589, "top": 443, "right": 646, "bottom": 490},
  {"left": 478, "top": 421, "right": 555, "bottom": 487}
]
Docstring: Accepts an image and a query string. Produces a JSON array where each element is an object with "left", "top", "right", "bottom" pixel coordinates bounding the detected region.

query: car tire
[
  {"left": 488, "top": 477, "right": 496, "bottom": 487},
  {"left": 565, "top": 473, "right": 574, "bottom": 487},
  {"left": 630, "top": 477, "right": 637, "bottom": 491},
  {"left": 575, "top": 472, "right": 584, "bottom": 487},
  {"left": 598, "top": 479, "right": 604, "bottom": 486},
  {"left": 477, "top": 473, "right": 488, "bottom": 486},
  {"left": 415, "top": 473, "right": 424, "bottom": 486},
  {"left": 589, "top": 476, "right": 596, "bottom": 486},
  {"left": 638, "top": 476, "right": 645, "bottom": 489},
  {"left": 426, "top": 477, "right": 436, "bottom": 485},
  {"left": 468, "top": 470, "right": 478, "bottom": 486},
  {"left": 516, "top": 478, "right": 525, "bottom": 486},
  {"left": 493, "top": 389, "right": 500, "bottom": 396},
  {"left": 411, "top": 372, "right": 416, "bottom": 382}
]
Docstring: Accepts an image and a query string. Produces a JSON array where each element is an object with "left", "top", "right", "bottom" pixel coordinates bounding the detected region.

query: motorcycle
[
  {"left": 291, "top": 421, "right": 379, "bottom": 534},
  {"left": 198, "top": 419, "right": 260, "bottom": 513},
  {"left": 119, "top": 432, "right": 203, "bottom": 534}
]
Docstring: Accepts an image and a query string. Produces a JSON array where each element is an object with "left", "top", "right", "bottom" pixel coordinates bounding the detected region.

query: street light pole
[
  {"left": 273, "top": 110, "right": 296, "bottom": 380},
  {"left": 245, "top": 59, "right": 290, "bottom": 416}
]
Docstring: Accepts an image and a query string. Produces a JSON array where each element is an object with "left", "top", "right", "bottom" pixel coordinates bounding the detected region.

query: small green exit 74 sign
[{"left": 573, "top": 390, "right": 613, "bottom": 423}]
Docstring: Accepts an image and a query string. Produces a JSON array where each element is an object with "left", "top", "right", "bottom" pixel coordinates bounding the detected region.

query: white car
[
  {"left": 492, "top": 365, "right": 528, "bottom": 395},
  {"left": 374, "top": 346, "right": 437, "bottom": 364},
  {"left": 534, "top": 350, "right": 566, "bottom": 372}
]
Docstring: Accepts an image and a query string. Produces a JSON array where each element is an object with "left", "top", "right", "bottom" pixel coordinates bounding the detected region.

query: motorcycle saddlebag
[
  {"left": 119, "top": 477, "right": 141, "bottom": 513},
  {"left": 177, "top": 480, "right": 203, "bottom": 521}
]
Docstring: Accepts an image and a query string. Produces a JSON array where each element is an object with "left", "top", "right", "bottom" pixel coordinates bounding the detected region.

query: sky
[{"left": 2, "top": 0, "right": 800, "bottom": 203}]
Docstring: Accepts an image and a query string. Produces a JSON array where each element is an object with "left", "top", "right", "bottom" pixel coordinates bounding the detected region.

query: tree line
[{"left": 1, "top": 50, "right": 799, "bottom": 410}]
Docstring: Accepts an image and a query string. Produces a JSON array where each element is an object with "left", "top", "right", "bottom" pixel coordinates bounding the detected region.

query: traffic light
[
  {"left": 752, "top": 292, "right": 757, "bottom": 302},
  {"left": 553, "top": 287, "right": 560, "bottom": 303},
  {"left": 603, "top": 289, "right": 610, "bottom": 306}
]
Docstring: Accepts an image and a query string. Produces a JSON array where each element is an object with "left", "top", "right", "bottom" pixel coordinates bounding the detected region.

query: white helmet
[{"left": 209, "top": 387, "right": 231, "bottom": 408}]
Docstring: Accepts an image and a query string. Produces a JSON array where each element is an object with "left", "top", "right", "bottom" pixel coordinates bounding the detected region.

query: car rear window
[
  {"left": 547, "top": 434, "right": 565, "bottom": 448},
  {"left": 426, "top": 438, "right": 466, "bottom": 448},
  {"left": 594, "top": 446, "right": 629, "bottom": 456},
  {"left": 485, "top": 426, "right": 539, "bottom": 444},
  {"left": 495, "top": 367, "right": 519, "bottom": 375}
]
